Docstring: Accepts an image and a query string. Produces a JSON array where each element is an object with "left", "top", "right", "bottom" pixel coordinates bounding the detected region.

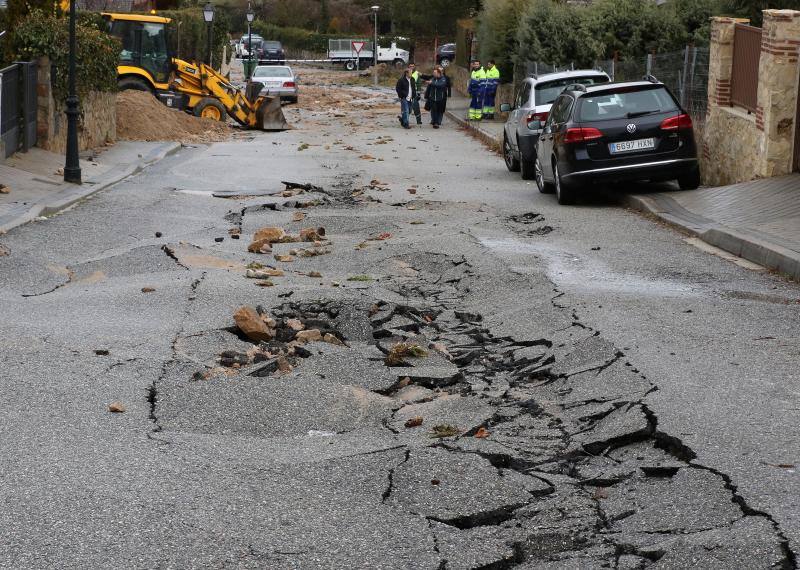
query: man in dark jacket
[
  {"left": 424, "top": 69, "right": 449, "bottom": 128},
  {"left": 395, "top": 68, "right": 417, "bottom": 129}
]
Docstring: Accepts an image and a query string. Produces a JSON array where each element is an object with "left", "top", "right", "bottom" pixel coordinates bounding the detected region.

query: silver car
[
  {"left": 251, "top": 65, "right": 298, "bottom": 104},
  {"left": 501, "top": 69, "right": 610, "bottom": 180}
]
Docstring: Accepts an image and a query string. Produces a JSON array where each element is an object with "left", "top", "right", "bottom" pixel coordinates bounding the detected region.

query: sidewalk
[
  {"left": 444, "top": 95, "right": 504, "bottom": 152},
  {"left": 625, "top": 176, "right": 800, "bottom": 280},
  {"left": 450, "top": 103, "right": 800, "bottom": 280},
  {"left": 0, "top": 141, "right": 181, "bottom": 234}
]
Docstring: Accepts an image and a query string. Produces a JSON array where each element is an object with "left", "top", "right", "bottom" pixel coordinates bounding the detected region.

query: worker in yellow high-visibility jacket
[
  {"left": 483, "top": 60, "right": 500, "bottom": 120},
  {"left": 468, "top": 60, "right": 487, "bottom": 121}
]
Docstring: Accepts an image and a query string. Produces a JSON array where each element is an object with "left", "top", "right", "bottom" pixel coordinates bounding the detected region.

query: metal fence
[
  {"left": 0, "top": 62, "right": 38, "bottom": 159},
  {"left": 522, "top": 46, "right": 710, "bottom": 122},
  {"left": 730, "top": 24, "right": 761, "bottom": 113}
]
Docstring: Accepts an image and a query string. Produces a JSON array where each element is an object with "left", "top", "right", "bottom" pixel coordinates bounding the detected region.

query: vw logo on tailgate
[{"left": 626, "top": 123, "right": 637, "bottom": 134}]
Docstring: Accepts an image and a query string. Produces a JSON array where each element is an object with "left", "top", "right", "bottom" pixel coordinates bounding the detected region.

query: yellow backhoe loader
[{"left": 96, "top": 11, "right": 288, "bottom": 130}]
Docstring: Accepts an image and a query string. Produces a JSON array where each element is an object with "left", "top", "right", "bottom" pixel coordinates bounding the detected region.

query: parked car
[
  {"left": 436, "top": 43, "right": 455, "bottom": 67},
  {"left": 251, "top": 65, "right": 298, "bottom": 104},
  {"left": 500, "top": 69, "right": 610, "bottom": 180},
  {"left": 256, "top": 40, "right": 286, "bottom": 65},
  {"left": 236, "top": 34, "right": 263, "bottom": 58},
  {"left": 534, "top": 78, "right": 701, "bottom": 205}
]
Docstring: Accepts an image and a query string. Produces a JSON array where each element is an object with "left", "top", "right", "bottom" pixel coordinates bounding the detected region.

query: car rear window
[
  {"left": 578, "top": 86, "right": 678, "bottom": 121},
  {"left": 534, "top": 75, "right": 608, "bottom": 106},
  {"left": 262, "top": 41, "right": 282, "bottom": 49},
  {"left": 254, "top": 66, "right": 292, "bottom": 77}
]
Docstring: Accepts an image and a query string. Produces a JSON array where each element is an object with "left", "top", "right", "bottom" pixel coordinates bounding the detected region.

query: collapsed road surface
[{"left": 0, "top": 67, "right": 798, "bottom": 568}]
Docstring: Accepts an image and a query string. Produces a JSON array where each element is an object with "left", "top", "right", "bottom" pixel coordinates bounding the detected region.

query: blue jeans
[{"left": 400, "top": 98, "right": 411, "bottom": 127}]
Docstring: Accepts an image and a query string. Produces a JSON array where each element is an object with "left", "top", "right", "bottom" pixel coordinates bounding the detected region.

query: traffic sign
[{"left": 352, "top": 41, "right": 366, "bottom": 55}]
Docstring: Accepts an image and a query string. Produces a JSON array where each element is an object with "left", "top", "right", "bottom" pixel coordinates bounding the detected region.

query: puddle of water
[{"left": 480, "top": 236, "right": 697, "bottom": 297}]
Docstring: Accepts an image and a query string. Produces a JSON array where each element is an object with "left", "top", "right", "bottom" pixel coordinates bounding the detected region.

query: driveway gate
[{"left": 0, "top": 61, "right": 38, "bottom": 159}]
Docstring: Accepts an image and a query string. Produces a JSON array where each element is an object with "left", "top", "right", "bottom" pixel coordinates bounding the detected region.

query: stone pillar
[
  {"left": 36, "top": 56, "right": 55, "bottom": 150},
  {"left": 707, "top": 17, "right": 749, "bottom": 112},
  {"left": 757, "top": 9, "right": 800, "bottom": 177}
]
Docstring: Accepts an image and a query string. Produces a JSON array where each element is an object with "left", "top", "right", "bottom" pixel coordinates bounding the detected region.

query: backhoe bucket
[{"left": 255, "top": 96, "right": 290, "bottom": 131}]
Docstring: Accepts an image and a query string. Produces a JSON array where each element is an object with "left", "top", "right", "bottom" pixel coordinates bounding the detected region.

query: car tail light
[
  {"left": 525, "top": 111, "right": 548, "bottom": 128},
  {"left": 282, "top": 81, "right": 296, "bottom": 88},
  {"left": 660, "top": 113, "right": 692, "bottom": 131},
  {"left": 564, "top": 127, "right": 603, "bottom": 144}
]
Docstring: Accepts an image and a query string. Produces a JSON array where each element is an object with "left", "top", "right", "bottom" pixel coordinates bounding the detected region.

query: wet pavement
[{"left": 0, "top": 67, "right": 798, "bottom": 568}]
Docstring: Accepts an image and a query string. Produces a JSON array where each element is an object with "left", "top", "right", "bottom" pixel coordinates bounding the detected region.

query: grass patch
[
  {"left": 430, "top": 424, "right": 461, "bottom": 438},
  {"left": 385, "top": 342, "right": 428, "bottom": 366}
]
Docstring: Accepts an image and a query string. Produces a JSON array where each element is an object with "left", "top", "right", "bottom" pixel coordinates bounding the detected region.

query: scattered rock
[
  {"left": 94, "top": 349, "right": 109, "bottom": 356},
  {"left": 299, "top": 227, "right": 326, "bottom": 241},
  {"left": 141, "top": 287, "right": 155, "bottom": 293},
  {"left": 248, "top": 239, "right": 273, "bottom": 254},
  {"left": 108, "top": 402, "right": 126, "bottom": 413},
  {"left": 474, "top": 427, "right": 490, "bottom": 438},
  {"left": 308, "top": 271, "right": 322, "bottom": 278},
  {"left": 286, "top": 318, "right": 305, "bottom": 331},
  {"left": 405, "top": 416, "right": 424, "bottom": 428},
  {"left": 323, "top": 333, "right": 345, "bottom": 346},
  {"left": 292, "top": 212, "right": 307, "bottom": 222},
  {"left": 0, "top": 245, "right": 9, "bottom": 257},
  {"left": 295, "top": 329, "right": 323, "bottom": 343},
  {"left": 155, "top": 232, "right": 163, "bottom": 238},
  {"left": 276, "top": 356, "right": 293, "bottom": 372},
  {"left": 214, "top": 237, "right": 224, "bottom": 243},
  {"left": 274, "top": 254, "right": 295, "bottom": 263},
  {"left": 0, "top": 184, "right": 10, "bottom": 194},
  {"left": 253, "top": 227, "right": 286, "bottom": 243},
  {"left": 234, "top": 306, "right": 275, "bottom": 342}
]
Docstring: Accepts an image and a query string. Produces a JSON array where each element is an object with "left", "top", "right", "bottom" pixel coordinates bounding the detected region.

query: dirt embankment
[{"left": 116, "top": 90, "right": 232, "bottom": 144}]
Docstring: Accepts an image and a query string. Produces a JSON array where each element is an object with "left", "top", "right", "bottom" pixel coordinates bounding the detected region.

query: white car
[
  {"left": 500, "top": 69, "right": 610, "bottom": 180},
  {"left": 236, "top": 35, "right": 263, "bottom": 58},
  {"left": 251, "top": 65, "right": 298, "bottom": 104}
]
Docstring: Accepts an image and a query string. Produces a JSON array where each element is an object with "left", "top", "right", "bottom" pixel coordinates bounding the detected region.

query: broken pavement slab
[
  {"left": 598, "top": 467, "right": 742, "bottom": 535},
  {"left": 387, "top": 447, "right": 551, "bottom": 526}
]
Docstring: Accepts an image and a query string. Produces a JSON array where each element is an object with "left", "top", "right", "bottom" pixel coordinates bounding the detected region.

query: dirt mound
[{"left": 116, "top": 90, "right": 232, "bottom": 143}]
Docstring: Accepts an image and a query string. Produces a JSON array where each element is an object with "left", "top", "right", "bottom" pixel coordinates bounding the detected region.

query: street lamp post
[
  {"left": 371, "top": 5, "right": 379, "bottom": 87},
  {"left": 63, "top": 0, "right": 81, "bottom": 184},
  {"left": 246, "top": 3, "right": 255, "bottom": 80},
  {"left": 203, "top": 2, "right": 215, "bottom": 67}
]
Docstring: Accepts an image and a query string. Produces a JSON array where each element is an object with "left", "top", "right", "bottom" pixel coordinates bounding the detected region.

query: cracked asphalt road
[{"left": 0, "top": 68, "right": 798, "bottom": 568}]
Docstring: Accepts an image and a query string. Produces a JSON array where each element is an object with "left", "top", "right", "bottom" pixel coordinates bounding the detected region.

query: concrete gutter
[
  {"left": 445, "top": 109, "right": 502, "bottom": 153},
  {"left": 624, "top": 193, "right": 800, "bottom": 281},
  {"left": 0, "top": 141, "right": 181, "bottom": 234}
]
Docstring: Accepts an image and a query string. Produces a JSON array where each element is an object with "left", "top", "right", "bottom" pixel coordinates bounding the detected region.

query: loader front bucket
[{"left": 255, "top": 96, "right": 290, "bottom": 131}]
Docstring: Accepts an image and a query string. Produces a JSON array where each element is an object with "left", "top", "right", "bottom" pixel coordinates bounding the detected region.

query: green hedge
[
  {"left": 159, "top": 8, "right": 231, "bottom": 67},
  {"left": 477, "top": 0, "right": 721, "bottom": 77},
  {"left": 12, "top": 10, "right": 119, "bottom": 100}
]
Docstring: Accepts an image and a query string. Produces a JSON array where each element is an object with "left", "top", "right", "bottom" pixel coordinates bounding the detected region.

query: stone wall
[
  {"left": 703, "top": 11, "right": 800, "bottom": 186},
  {"left": 36, "top": 56, "right": 116, "bottom": 154}
]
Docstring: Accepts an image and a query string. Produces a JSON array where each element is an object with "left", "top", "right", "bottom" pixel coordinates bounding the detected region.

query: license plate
[
  {"left": 609, "top": 138, "right": 655, "bottom": 154},
  {"left": 265, "top": 81, "right": 282, "bottom": 87}
]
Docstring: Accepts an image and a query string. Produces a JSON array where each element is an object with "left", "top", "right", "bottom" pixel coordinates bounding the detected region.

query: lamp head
[{"left": 203, "top": 2, "right": 215, "bottom": 23}]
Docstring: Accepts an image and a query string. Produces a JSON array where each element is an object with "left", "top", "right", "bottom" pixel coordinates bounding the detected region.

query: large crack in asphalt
[
  {"left": 159, "top": 173, "right": 795, "bottom": 568},
  {"left": 147, "top": 272, "right": 206, "bottom": 445}
]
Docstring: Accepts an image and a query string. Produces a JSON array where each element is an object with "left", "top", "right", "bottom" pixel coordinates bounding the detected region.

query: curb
[
  {"left": 624, "top": 193, "right": 800, "bottom": 281},
  {"left": 0, "top": 141, "right": 181, "bottom": 234},
  {"left": 445, "top": 109, "right": 503, "bottom": 152}
]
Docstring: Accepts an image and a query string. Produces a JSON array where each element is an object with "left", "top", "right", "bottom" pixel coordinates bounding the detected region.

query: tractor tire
[
  {"left": 193, "top": 98, "right": 227, "bottom": 122},
  {"left": 118, "top": 76, "right": 153, "bottom": 94}
]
